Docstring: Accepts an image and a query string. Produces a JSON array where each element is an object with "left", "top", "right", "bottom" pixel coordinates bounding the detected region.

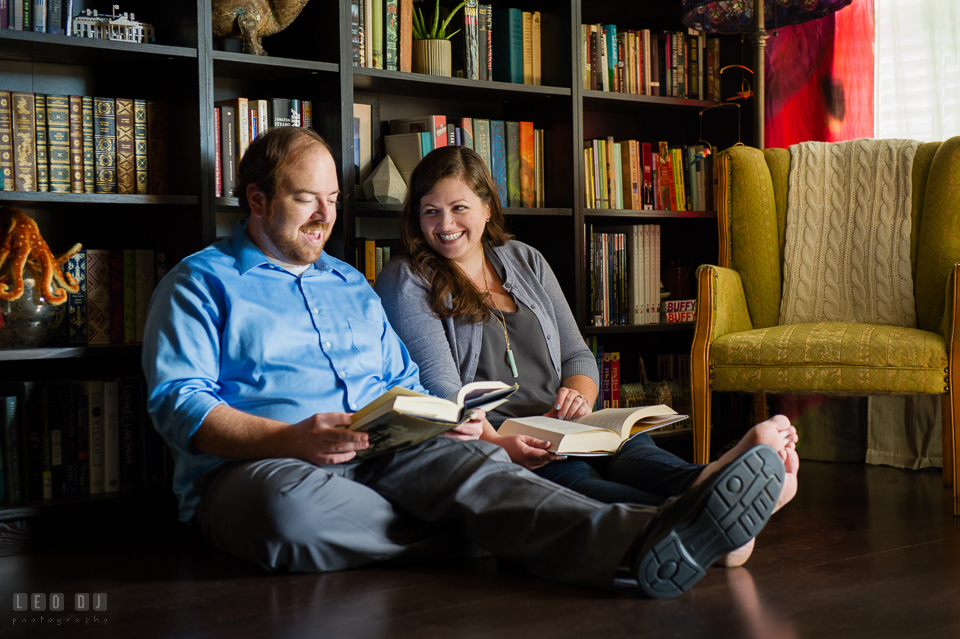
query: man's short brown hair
[{"left": 236, "top": 127, "right": 335, "bottom": 214}]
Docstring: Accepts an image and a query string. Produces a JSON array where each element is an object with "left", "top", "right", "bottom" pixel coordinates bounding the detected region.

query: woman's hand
[
  {"left": 543, "top": 386, "right": 592, "bottom": 420},
  {"left": 494, "top": 434, "right": 564, "bottom": 470},
  {"left": 441, "top": 409, "right": 485, "bottom": 441}
]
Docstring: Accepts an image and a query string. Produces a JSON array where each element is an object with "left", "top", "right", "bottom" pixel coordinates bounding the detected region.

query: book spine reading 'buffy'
[{"left": 93, "top": 96, "right": 117, "bottom": 193}]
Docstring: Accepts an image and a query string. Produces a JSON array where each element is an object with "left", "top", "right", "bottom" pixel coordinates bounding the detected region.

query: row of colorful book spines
[
  {"left": 587, "top": 229, "right": 662, "bottom": 327},
  {"left": 352, "top": 2, "right": 541, "bottom": 85},
  {"left": 56, "top": 249, "right": 169, "bottom": 346},
  {"left": 581, "top": 24, "right": 720, "bottom": 101},
  {"left": 214, "top": 98, "right": 314, "bottom": 197},
  {"left": 584, "top": 339, "right": 622, "bottom": 411},
  {"left": 0, "top": 91, "right": 169, "bottom": 195},
  {"left": 356, "top": 239, "right": 398, "bottom": 286},
  {"left": 583, "top": 140, "right": 710, "bottom": 212},
  {"left": 0, "top": 378, "right": 170, "bottom": 505},
  {"left": 2, "top": 0, "right": 65, "bottom": 32}
]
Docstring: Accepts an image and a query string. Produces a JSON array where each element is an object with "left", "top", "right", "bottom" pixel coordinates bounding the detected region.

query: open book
[
  {"left": 497, "top": 404, "right": 687, "bottom": 456},
  {"left": 349, "top": 381, "right": 519, "bottom": 458}
]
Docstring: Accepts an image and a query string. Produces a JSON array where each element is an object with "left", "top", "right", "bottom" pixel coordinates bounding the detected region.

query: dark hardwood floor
[{"left": 3, "top": 460, "right": 960, "bottom": 638}]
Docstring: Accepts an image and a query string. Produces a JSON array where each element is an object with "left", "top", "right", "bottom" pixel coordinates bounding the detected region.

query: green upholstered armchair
[{"left": 690, "top": 137, "right": 960, "bottom": 514}]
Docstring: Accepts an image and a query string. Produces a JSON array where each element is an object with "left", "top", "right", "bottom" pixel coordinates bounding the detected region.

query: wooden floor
[{"left": 4, "top": 460, "right": 960, "bottom": 638}]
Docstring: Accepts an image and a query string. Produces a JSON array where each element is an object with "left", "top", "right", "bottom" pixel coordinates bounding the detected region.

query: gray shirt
[{"left": 375, "top": 240, "right": 600, "bottom": 401}]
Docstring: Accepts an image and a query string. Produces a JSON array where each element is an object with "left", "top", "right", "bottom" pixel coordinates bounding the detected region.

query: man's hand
[
  {"left": 290, "top": 412, "right": 369, "bottom": 465},
  {"left": 441, "top": 409, "right": 485, "bottom": 441},
  {"left": 495, "top": 434, "right": 563, "bottom": 470},
  {"left": 543, "top": 386, "right": 592, "bottom": 421}
]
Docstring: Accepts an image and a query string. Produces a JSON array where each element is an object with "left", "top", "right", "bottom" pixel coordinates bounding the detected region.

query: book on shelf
[
  {"left": 521, "top": 11, "right": 533, "bottom": 85},
  {"left": 115, "top": 97, "right": 136, "bottom": 194},
  {"left": 93, "top": 96, "right": 117, "bottom": 193},
  {"left": 493, "top": 8, "right": 522, "bottom": 84},
  {"left": 349, "top": 381, "right": 519, "bottom": 458},
  {"left": 498, "top": 405, "right": 687, "bottom": 456},
  {"left": 1, "top": 395, "right": 19, "bottom": 502},
  {"left": 371, "top": 0, "right": 384, "bottom": 69},
  {"left": 464, "top": 0, "right": 480, "bottom": 80},
  {"left": 477, "top": 3, "right": 490, "bottom": 81},
  {"left": 289, "top": 99, "right": 302, "bottom": 127},
  {"left": 399, "top": 0, "right": 412, "bottom": 72},
  {"left": 45, "top": 94, "right": 70, "bottom": 193},
  {"left": 384, "top": 0, "right": 399, "bottom": 71},
  {"left": 62, "top": 250, "right": 87, "bottom": 344},
  {"left": 0, "top": 91, "right": 11, "bottom": 190},
  {"left": 518, "top": 121, "right": 535, "bottom": 207},
  {"left": 218, "top": 105, "right": 237, "bottom": 197},
  {"left": 68, "top": 95, "right": 83, "bottom": 193},
  {"left": 490, "top": 120, "right": 507, "bottom": 206},
  {"left": 34, "top": 94, "right": 48, "bottom": 192},
  {"left": 351, "top": 0, "right": 362, "bottom": 66},
  {"left": 86, "top": 249, "right": 110, "bottom": 345},
  {"left": 11, "top": 92, "right": 36, "bottom": 191}
]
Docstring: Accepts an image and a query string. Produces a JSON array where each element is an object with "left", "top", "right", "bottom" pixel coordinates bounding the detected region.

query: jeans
[{"left": 533, "top": 433, "right": 705, "bottom": 506}]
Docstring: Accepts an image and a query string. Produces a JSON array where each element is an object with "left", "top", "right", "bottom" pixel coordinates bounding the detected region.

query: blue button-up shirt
[{"left": 142, "top": 223, "right": 427, "bottom": 522}]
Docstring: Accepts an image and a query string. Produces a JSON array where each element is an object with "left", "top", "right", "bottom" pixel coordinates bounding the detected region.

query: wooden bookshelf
[{"left": 0, "top": 0, "right": 747, "bottom": 545}]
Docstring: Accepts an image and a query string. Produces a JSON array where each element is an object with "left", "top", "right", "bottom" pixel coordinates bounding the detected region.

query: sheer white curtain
[{"left": 875, "top": 0, "right": 960, "bottom": 140}]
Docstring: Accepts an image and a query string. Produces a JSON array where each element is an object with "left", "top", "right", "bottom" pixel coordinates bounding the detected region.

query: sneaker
[{"left": 632, "top": 444, "right": 785, "bottom": 598}]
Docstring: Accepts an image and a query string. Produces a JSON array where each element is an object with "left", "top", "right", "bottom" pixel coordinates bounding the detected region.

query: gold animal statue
[
  {"left": 211, "top": 0, "right": 310, "bottom": 56},
  {"left": 0, "top": 208, "right": 81, "bottom": 305}
]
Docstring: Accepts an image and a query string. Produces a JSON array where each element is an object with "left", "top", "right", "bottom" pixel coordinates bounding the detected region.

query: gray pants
[{"left": 194, "top": 437, "right": 659, "bottom": 590}]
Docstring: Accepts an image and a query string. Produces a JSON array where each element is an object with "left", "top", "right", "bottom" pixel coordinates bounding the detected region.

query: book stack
[
  {"left": 351, "top": 2, "right": 542, "bottom": 86},
  {"left": 58, "top": 248, "right": 169, "bottom": 346},
  {"left": 582, "top": 24, "right": 719, "bottom": 101},
  {"left": 0, "top": 91, "right": 169, "bottom": 195},
  {"left": 384, "top": 114, "right": 545, "bottom": 207},
  {"left": 214, "top": 97, "right": 314, "bottom": 197},
  {"left": 584, "top": 339, "right": 621, "bottom": 410},
  {"left": 0, "top": 378, "right": 171, "bottom": 504},
  {"left": 583, "top": 138, "right": 712, "bottom": 212},
  {"left": 586, "top": 224, "right": 661, "bottom": 327}
]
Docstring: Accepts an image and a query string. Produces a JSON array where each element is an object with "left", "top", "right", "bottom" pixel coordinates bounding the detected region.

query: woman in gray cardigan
[{"left": 375, "top": 147, "right": 798, "bottom": 534}]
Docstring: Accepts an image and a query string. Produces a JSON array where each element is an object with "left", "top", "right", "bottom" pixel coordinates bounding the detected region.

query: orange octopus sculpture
[{"left": 0, "top": 207, "right": 82, "bottom": 305}]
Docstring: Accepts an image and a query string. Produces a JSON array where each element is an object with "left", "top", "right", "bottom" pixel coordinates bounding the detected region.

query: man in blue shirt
[{"left": 142, "top": 126, "right": 785, "bottom": 598}]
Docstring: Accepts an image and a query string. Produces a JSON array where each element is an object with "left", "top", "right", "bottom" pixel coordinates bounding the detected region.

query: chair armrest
[
  {"left": 696, "top": 265, "right": 754, "bottom": 341},
  {"left": 940, "top": 263, "right": 960, "bottom": 346}
]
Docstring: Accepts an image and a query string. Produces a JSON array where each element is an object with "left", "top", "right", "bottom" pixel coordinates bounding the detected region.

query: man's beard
[{"left": 263, "top": 208, "right": 331, "bottom": 265}]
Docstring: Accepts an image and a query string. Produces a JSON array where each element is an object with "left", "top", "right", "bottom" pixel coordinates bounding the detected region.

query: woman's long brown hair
[{"left": 400, "top": 145, "right": 512, "bottom": 323}]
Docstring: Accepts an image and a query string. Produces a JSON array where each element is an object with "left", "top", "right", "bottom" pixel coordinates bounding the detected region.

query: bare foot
[
  {"left": 716, "top": 538, "right": 755, "bottom": 567},
  {"left": 693, "top": 415, "right": 797, "bottom": 490},
  {"left": 694, "top": 415, "right": 798, "bottom": 568}
]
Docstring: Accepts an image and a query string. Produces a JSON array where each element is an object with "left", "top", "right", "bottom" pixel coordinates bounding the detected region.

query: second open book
[{"left": 498, "top": 404, "right": 688, "bottom": 455}]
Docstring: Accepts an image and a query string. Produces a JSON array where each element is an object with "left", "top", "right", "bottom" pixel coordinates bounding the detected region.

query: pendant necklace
[{"left": 481, "top": 247, "right": 519, "bottom": 378}]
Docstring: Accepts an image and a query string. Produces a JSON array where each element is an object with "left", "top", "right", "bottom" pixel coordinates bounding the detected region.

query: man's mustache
[{"left": 300, "top": 221, "right": 331, "bottom": 232}]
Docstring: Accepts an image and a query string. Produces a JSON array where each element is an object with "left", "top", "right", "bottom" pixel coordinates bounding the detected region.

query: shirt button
[
  {"left": 340, "top": 371, "right": 347, "bottom": 377},
  {"left": 313, "top": 308, "right": 319, "bottom": 313},
  {"left": 530, "top": 304, "right": 536, "bottom": 309},
  {"left": 325, "top": 342, "right": 331, "bottom": 348},
  {"left": 547, "top": 335, "right": 552, "bottom": 340}
]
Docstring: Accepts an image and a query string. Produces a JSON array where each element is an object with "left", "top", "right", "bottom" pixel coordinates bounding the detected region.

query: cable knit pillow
[{"left": 779, "top": 138, "right": 921, "bottom": 328}]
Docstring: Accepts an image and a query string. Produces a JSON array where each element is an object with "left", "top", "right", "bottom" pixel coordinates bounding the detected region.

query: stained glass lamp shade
[{"left": 681, "top": 0, "right": 853, "bottom": 34}]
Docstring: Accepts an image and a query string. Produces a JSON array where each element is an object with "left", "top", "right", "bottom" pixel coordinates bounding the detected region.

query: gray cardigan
[{"left": 375, "top": 240, "right": 600, "bottom": 400}]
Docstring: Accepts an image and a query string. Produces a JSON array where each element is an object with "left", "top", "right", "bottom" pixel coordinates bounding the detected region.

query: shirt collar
[{"left": 228, "top": 221, "right": 347, "bottom": 279}]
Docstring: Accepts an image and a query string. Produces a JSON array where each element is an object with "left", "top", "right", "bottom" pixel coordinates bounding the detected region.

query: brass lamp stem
[{"left": 751, "top": 0, "right": 769, "bottom": 148}]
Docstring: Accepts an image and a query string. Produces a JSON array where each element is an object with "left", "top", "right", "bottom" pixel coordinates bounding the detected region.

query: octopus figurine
[{"left": 0, "top": 207, "right": 81, "bottom": 305}]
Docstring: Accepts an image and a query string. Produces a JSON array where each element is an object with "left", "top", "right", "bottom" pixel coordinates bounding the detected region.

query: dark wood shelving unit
[
  {"left": 583, "top": 323, "right": 696, "bottom": 335},
  {"left": 0, "top": 344, "right": 143, "bottom": 362},
  {"left": 584, "top": 208, "right": 717, "bottom": 219}
]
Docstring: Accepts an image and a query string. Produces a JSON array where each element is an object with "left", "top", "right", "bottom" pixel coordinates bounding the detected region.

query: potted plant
[{"left": 412, "top": 0, "right": 466, "bottom": 77}]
